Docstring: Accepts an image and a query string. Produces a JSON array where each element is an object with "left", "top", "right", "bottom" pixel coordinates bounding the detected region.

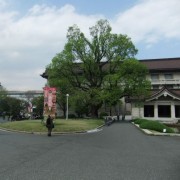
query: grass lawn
[{"left": 0, "top": 119, "right": 104, "bottom": 133}]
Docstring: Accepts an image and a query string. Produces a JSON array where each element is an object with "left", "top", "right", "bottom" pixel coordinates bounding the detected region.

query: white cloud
[
  {"left": 0, "top": 4, "right": 103, "bottom": 49},
  {"left": 111, "top": 0, "right": 180, "bottom": 47},
  {"left": 0, "top": 3, "right": 104, "bottom": 90},
  {"left": 0, "top": 0, "right": 179, "bottom": 90},
  {"left": 0, "top": 0, "right": 7, "bottom": 9}
]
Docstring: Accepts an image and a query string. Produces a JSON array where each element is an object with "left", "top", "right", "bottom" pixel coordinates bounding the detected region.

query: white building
[{"left": 131, "top": 58, "right": 180, "bottom": 123}]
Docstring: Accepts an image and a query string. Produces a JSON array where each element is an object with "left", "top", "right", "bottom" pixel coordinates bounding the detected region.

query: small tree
[
  {"left": 1, "top": 97, "right": 26, "bottom": 120},
  {"left": 0, "top": 86, "right": 8, "bottom": 116},
  {"left": 32, "top": 96, "right": 44, "bottom": 118}
]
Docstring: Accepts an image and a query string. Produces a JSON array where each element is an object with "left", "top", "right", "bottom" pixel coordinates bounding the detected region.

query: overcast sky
[{"left": 0, "top": 0, "right": 180, "bottom": 91}]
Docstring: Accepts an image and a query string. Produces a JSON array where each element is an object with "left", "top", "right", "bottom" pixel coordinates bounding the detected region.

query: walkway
[{"left": 0, "top": 122, "right": 179, "bottom": 180}]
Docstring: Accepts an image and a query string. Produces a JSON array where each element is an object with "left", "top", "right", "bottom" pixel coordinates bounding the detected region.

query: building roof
[
  {"left": 41, "top": 57, "right": 180, "bottom": 79},
  {"left": 146, "top": 86, "right": 180, "bottom": 101},
  {"left": 40, "top": 72, "right": 48, "bottom": 79},
  {"left": 140, "top": 57, "right": 180, "bottom": 72}
]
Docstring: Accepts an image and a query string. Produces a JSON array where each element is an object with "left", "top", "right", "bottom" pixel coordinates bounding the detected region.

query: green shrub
[
  {"left": 140, "top": 121, "right": 174, "bottom": 133},
  {"left": 68, "top": 114, "right": 76, "bottom": 118},
  {"left": 133, "top": 119, "right": 149, "bottom": 125},
  {"left": 99, "top": 112, "right": 108, "bottom": 119}
]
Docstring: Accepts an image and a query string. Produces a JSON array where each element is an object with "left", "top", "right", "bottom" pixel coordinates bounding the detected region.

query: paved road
[{"left": 0, "top": 122, "right": 180, "bottom": 180}]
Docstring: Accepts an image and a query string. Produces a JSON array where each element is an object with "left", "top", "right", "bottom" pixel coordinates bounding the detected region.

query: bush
[
  {"left": 68, "top": 114, "right": 76, "bottom": 118},
  {"left": 99, "top": 112, "right": 108, "bottom": 119},
  {"left": 133, "top": 119, "right": 149, "bottom": 125},
  {"left": 139, "top": 120, "right": 174, "bottom": 133}
]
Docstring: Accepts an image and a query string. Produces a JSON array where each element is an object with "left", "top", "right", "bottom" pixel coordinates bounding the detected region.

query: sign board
[{"left": 43, "top": 87, "right": 57, "bottom": 118}]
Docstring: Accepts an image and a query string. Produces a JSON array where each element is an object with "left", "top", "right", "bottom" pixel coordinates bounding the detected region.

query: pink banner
[{"left": 43, "top": 87, "right": 57, "bottom": 117}]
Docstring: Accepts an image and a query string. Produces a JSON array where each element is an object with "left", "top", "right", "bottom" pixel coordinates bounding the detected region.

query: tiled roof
[
  {"left": 171, "top": 89, "right": 180, "bottom": 97},
  {"left": 140, "top": 57, "right": 180, "bottom": 71},
  {"left": 148, "top": 86, "right": 180, "bottom": 100},
  {"left": 41, "top": 57, "right": 180, "bottom": 79},
  {"left": 40, "top": 72, "right": 48, "bottom": 79}
]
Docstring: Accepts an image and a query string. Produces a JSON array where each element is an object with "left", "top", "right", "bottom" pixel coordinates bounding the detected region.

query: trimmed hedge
[
  {"left": 139, "top": 120, "right": 174, "bottom": 133},
  {"left": 133, "top": 119, "right": 149, "bottom": 125}
]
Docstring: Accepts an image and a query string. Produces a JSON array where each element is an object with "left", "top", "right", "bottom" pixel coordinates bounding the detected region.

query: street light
[{"left": 66, "top": 94, "right": 69, "bottom": 120}]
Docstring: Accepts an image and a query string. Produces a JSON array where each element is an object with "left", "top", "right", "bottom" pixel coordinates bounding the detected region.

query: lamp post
[{"left": 66, "top": 94, "right": 69, "bottom": 120}]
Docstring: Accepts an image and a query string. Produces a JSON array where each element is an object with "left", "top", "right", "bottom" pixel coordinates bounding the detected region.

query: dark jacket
[{"left": 46, "top": 117, "right": 54, "bottom": 129}]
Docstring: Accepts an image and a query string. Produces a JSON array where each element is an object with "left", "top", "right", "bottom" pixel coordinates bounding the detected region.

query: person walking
[{"left": 46, "top": 115, "right": 54, "bottom": 136}]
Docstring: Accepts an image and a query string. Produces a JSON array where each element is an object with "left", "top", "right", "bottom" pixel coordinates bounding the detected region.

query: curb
[
  {"left": 132, "top": 122, "right": 180, "bottom": 137},
  {"left": 0, "top": 124, "right": 104, "bottom": 135}
]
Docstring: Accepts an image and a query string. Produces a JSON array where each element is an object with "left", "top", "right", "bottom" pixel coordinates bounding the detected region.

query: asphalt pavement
[{"left": 0, "top": 122, "right": 180, "bottom": 180}]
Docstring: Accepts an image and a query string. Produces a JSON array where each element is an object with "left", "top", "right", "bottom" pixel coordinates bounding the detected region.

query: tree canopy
[
  {"left": 32, "top": 96, "right": 44, "bottom": 117},
  {"left": 47, "top": 19, "right": 150, "bottom": 117}
]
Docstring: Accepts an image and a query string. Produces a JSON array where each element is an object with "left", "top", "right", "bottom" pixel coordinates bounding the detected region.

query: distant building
[{"left": 7, "top": 90, "right": 43, "bottom": 101}]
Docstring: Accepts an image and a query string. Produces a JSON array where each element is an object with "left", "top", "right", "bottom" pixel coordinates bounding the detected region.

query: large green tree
[{"left": 48, "top": 19, "right": 149, "bottom": 117}]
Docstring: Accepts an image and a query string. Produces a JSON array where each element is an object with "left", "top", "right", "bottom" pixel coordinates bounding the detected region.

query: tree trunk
[
  {"left": 109, "top": 106, "right": 112, "bottom": 116},
  {"left": 59, "top": 103, "right": 66, "bottom": 118},
  {"left": 90, "top": 105, "right": 99, "bottom": 118},
  {"left": 63, "top": 109, "right": 66, "bottom": 118}
]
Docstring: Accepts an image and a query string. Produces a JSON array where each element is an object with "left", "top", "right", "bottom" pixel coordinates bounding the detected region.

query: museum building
[
  {"left": 42, "top": 57, "right": 180, "bottom": 123},
  {"left": 131, "top": 58, "right": 180, "bottom": 123}
]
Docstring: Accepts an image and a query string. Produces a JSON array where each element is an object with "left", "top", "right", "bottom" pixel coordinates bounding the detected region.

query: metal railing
[{"left": 151, "top": 79, "right": 180, "bottom": 85}]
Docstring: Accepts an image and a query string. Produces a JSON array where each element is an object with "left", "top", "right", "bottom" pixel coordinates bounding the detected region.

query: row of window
[
  {"left": 151, "top": 73, "right": 173, "bottom": 80},
  {"left": 144, "top": 105, "right": 180, "bottom": 118}
]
